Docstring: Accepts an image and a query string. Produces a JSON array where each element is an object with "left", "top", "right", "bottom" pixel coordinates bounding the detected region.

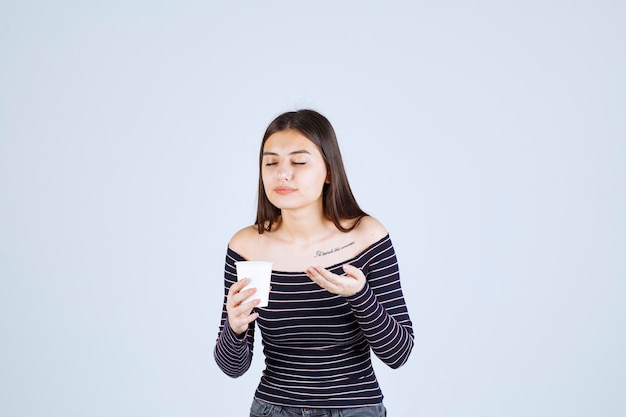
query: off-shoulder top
[{"left": 213, "top": 234, "right": 414, "bottom": 408}]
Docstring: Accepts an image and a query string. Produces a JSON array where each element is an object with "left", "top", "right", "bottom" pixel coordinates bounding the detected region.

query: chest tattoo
[{"left": 314, "top": 241, "right": 355, "bottom": 258}]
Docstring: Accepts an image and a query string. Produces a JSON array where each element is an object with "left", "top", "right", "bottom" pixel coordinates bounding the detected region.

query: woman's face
[{"left": 261, "top": 129, "right": 329, "bottom": 212}]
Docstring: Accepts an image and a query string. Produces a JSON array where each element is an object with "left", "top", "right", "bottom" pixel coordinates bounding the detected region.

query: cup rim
[{"left": 235, "top": 261, "right": 273, "bottom": 266}]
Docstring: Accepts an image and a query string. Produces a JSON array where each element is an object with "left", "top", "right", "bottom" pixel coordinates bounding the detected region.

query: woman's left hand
[{"left": 306, "top": 264, "right": 366, "bottom": 297}]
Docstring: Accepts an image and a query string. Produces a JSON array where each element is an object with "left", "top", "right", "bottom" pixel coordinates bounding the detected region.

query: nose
[{"left": 277, "top": 164, "right": 291, "bottom": 181}]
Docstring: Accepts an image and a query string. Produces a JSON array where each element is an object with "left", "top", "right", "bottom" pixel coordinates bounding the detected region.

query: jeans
[{"left": 249, "top": 397, "right": 387, "bottom": 417}]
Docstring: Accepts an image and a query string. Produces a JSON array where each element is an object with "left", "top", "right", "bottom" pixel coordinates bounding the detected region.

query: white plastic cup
[{"left": 235, "top": 261, "right": 273, "bottom": 307}]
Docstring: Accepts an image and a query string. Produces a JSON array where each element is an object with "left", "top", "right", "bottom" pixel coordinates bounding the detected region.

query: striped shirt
[{"left": 214, "top": 234, "right": 414, "bottom": 408}]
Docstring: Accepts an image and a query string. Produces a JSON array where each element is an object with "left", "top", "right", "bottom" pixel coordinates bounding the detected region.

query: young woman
[{"left": 214, "top": 109, "right": 414, "bottom": 417}]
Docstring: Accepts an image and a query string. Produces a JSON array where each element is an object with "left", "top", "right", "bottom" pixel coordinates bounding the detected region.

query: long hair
[{"left": 255, "top": 109, "right": 367, "bottom": 233}]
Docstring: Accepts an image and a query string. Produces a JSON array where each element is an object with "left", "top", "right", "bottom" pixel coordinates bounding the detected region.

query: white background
[{"left": 1, "top": 1, "right": 624, "bottom": 416}]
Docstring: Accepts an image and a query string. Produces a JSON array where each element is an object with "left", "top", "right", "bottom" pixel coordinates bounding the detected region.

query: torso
[{"left": 229, "top": 215, "right": 387, "bottom": 272}]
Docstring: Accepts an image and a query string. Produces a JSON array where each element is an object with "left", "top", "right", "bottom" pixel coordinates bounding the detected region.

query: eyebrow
[{"left": 262, "top": 150, "right": 312, "bottom": 156}]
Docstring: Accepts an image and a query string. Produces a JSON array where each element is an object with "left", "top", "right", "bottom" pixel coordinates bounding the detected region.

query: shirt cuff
[
  {"left": 346, "top": 281, "right": 375, "bottom": 309},
  {"left": 222, "top": 319, "right": 249, "bottom": 346}
]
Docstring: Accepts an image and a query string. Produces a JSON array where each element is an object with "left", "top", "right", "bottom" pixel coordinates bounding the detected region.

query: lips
[{"left": 274, "top": 186, "right": 297, "bottom": 195}]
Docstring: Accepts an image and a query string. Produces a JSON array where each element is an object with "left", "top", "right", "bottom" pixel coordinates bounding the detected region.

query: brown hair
[{"left": 255, "top": 109, "right": 367, "bottom": 233}]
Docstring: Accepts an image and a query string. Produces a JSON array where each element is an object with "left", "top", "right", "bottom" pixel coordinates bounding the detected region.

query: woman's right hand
[{"left": 226, "top": 278, "right": 260, "bottom": 337}]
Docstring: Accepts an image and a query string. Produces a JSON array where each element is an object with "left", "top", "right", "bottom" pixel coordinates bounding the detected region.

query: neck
[{"left": 276, "top": 208, "right": 335, "bottom": 244}]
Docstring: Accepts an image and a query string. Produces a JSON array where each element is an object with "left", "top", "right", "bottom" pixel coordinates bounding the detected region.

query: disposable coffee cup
[{"left": 235, "top": 261, "right": 273, "bottom": 307}]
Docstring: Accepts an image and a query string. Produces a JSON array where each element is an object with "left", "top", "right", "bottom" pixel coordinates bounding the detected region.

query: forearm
[
  {"left": 347, "top": 282, "right": 414, "bottom": 368},
  {"left": 214, "top": 317, "right": 254, "bottom": 377}
]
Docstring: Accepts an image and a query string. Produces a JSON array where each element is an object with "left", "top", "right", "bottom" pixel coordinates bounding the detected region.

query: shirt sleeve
[
  {"left": 213, "top": 248, "right": 255, "bottom": 377},
  {"left": 346, "top": 236, "right": 415, "bottom": 369}
]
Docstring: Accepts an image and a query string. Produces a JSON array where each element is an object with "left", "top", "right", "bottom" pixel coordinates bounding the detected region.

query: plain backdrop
[{"left": 1, "top": 1, "right": 624, "bottom": 416}]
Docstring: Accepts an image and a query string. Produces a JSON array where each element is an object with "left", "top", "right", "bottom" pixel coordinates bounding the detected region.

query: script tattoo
[{"left": 314, "top": 241, "right": 355, "bottom": 258}]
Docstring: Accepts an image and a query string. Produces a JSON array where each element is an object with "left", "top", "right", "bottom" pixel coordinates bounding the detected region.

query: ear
[{"left": 325, "top": 173, "right": 331, "bottom": 184}]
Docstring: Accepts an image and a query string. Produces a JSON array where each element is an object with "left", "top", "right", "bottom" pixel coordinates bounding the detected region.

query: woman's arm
[
  {"left": 308, "top": 236, "right": 415, "bottom": 369},
  {"left": 213, "top": 249, "right": 256, "bottom": 377}
]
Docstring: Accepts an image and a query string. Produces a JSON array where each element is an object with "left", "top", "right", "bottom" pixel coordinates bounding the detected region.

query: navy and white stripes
[{"left": 214, "top": 234, "right": 414, "bottom": 408}]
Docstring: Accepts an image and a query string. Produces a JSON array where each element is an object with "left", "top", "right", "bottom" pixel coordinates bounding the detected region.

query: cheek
[
  {"left": 261, "top": 169, "right": 271, "bottom": 185},
  {"left": 317, "top": 170, "right": 329, "bottom": 186},
  {"left": 307, "top": 175, "right": 328, "bottom": 196}
]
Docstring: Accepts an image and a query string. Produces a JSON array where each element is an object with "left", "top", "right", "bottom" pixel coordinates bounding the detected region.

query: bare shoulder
[
  {"left": 353, "top": 215, "right": 388, "bottom": 245},
  {"left": 228, "top": 225, "right": 262, "bottom": 257}
]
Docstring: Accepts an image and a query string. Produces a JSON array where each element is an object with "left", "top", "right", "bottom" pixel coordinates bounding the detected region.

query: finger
[
  {"left": 305, "top": 266, "right": 325, "bottom": 283},
  {"left": 342, "top": 264, "right": 360, "bottom": 277},
  {"left": 306, "top": 267, "right": 338, "bottom": 291},
  {"left": 229, "top": 277, "right": 250, "bottom": 295},
  {"left": 313, "top": 266, "right": 346, "bottom": 285},
  {"left": 227, "top": 288, "right": 260, "bottom": 314},
  {"left": 308, "top": 266, "right": 330, "bottom": 279},
  {"left": 229, "top": 309, "right": 259, "bottom": 336},
  {"left": 233, "top": 298, "right": 260, "bottom": 317},
  {"left": 228, "top": 298, "right": 260, "bottom": 327},
  {"left": 237, "top": 287, "right": 258, "bottom": 302},
  {"left": 228, "top": 287, "right": 258, "bottom": 309},
  {"left": 228, "top": 278, "right": 254, "bottom": 300},
  {"left": 243, "top": 311, "right": 259, "bottom": 323}
]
